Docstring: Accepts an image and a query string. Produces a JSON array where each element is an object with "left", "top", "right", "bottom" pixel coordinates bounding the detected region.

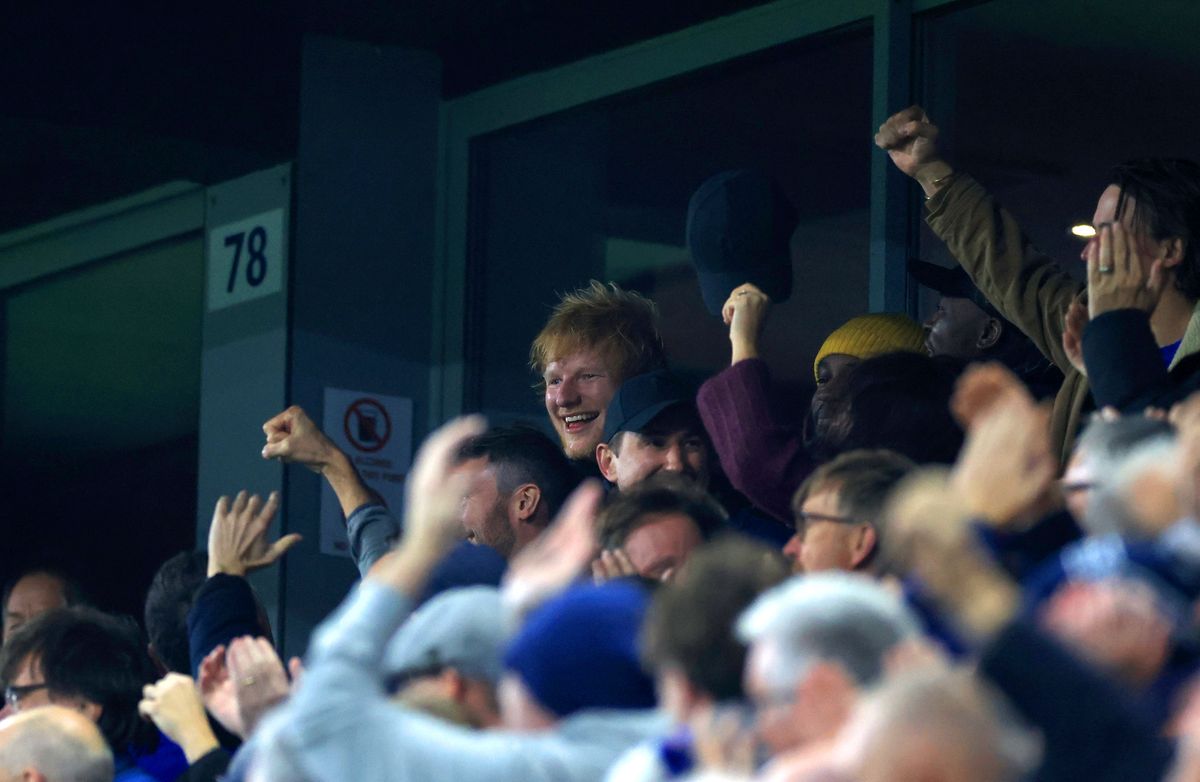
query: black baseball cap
[
  {"left": 687, "top": 169, "right": 795, "bottom": 316},
  {"left": 908, "top": 259, "right": 1002, "bottom": 318},
  {"left": 603, "top": 370, "right": 694, "bottom": 443}
]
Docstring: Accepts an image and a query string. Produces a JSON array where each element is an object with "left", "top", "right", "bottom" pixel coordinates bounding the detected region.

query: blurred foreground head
[
  {"left": 0, "top": 705, "right": 114, "bottom": 782},
  {"left": 836, "top": 668, "right": 1039, "bottom": 782},
  {"left": 737, "top": 573, "right": 918, "bottom": 755}
]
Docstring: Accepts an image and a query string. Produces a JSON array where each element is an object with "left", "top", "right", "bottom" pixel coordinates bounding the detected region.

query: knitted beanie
[
  {"left": 812, "top": 313, "right": 926, "bottom": 381},
  {"left": 503, "top": 581, "right": 657, "bottom": 718}
]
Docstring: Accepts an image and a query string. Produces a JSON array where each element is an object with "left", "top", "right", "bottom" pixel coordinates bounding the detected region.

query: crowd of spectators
[{"left": 8, "top": 104, "right": 1200, "bottom": 781}]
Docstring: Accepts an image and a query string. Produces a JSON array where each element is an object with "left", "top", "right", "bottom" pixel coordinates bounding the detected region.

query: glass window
[
  {"left": 1, "top": 236, "right": 203, "bottom": 614},
  {"left": 916, "top": 0, "right": 1200, "bottom": 298},
  {"left": 467, "top": 26, "right": 875, "bottom": 424}
]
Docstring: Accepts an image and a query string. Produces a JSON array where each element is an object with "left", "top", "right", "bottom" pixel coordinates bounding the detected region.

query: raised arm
[
  {"left": 262, "top": 405, "right": 378, "bottom": 516},
  {"left": 876, "top": 105, "right": 1083, "bottom": 371},
  {"left": 262, "top": 405, "right": 400, "bottom": 574},
  {"left": 697, "top": 283, "right": 813, "bottom": 523},
  {"left": 254, "top": 416, "right": 594, "bottom": 780},
  {"left": 887, "top": 458, "right": 1174, "bottom": 781},
  {"left": 188, "top": 491, "right": 300, "bottom": 676}
]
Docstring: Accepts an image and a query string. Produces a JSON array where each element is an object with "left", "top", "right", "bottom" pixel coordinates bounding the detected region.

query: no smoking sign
[
  {"left": 343, "top": 398, "right": 391, "bottom": 453},
  {"left": 320, "top": 388, "right": 413, "bottom": 556}
]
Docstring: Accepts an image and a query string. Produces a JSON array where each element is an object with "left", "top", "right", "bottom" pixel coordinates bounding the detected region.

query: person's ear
[
  {"left": 596, "top": 442, "right": 620, "bottom": 483},
  {"left": 511, "top": 484, "right": 542, "bottom": 523},
  {"left": 72, "top": 699, "right": 103, "bottom": 724},
  {"left": 977, "top": 317, "right": 1003, "bottom": 350},
  {"left": 1160, "top": 236, "right": 1186, "bottom": 269},
  {"left": 850, "top": 524, "right": 877, "bottom": 570}
]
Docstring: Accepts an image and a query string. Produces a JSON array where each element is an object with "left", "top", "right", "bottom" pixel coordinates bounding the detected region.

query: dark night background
[
  {"left": 6, "top": 0, "right": 1200, "bottom": 623},
  {"left": 0, "top": 0, "right": 781, "bottom": 620}
]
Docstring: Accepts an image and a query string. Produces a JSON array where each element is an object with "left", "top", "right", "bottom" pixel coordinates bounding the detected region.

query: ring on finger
[{"left": 1099, "top": 265, "right": 1114, "bottom": 274}]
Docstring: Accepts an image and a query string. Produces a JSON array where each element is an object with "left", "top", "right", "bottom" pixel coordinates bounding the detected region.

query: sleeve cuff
[{"left": 1082, "top": 309, "right": 1165, "bottom": 408}]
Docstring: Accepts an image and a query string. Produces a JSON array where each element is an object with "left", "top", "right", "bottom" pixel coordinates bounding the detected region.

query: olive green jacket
[{"left": 926, "top": 173, "right": 1200, "bottom": 465}]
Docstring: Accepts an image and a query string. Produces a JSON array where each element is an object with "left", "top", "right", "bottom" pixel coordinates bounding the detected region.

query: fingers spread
[
  {"left": 245, "top": 493, "right": 264, "bottom": 521},
  {"left": 258, "top": 491, "right": 281, "bottom": 524},
  {"left": 255, "top": 534, "right": 303, "bottom": 566}
]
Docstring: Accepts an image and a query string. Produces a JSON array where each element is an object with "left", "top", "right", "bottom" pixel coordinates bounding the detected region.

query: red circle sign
[{"left": 343, "top": 398, "right": 391, "bottom": 453}]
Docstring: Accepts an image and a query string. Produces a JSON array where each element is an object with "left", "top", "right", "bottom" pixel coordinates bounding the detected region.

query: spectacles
[
  {"left": 794, "top": 511, "right": 858, "bottom": 535},
  {"left": 5, "top": 683, "right": 49, "bottom": 710}
]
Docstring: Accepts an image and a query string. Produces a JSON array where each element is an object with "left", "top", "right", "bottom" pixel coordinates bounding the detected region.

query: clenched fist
[{"left": 875, "top": 105, "right": 955, "bottom": 197}]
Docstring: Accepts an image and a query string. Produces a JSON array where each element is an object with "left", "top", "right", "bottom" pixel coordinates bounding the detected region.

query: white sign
[
  {"left": 207, "top": 209, "right": 285, "bottom": 311},
  {"left": 320, "top": 388, "right": 414, "bottom": 557}
]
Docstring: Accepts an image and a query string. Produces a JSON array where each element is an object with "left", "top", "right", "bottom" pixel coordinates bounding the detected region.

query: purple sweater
[{"left": 697, "top": 358, "right": 814, "bottom": 525}]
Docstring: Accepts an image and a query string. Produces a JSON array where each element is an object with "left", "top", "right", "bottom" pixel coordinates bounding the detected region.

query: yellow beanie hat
[{"left": 812, "top": 313, "right": 926, "bottom": 381}]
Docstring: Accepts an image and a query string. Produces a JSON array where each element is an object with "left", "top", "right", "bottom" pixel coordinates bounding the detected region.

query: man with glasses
[
  {"left": 0, "top": 607, "right": 183, "bottom": 782},
  {"left": 783, "top": 450, "right": 915, "bottom": 574},
  {"left": 736, "top": 573, "right": 919, "bottom": 765}
]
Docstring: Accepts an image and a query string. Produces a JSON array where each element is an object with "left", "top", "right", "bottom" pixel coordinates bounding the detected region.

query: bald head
[{"left": 0, "top": 705, "right": 113, "bottom": 782}]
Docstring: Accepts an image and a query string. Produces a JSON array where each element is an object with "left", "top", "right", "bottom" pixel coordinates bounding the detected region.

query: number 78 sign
[{"left": 207, "top": 209, "right": 285, "bottom": 311}]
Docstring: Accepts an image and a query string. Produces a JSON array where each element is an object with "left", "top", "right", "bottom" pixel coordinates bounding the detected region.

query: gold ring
[{"left": 241, "top": 676, "right": 257, "bottom": 687}]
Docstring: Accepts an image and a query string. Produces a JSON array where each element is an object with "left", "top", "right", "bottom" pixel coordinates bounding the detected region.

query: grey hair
[
  {"left": 1076, "top": 418, "right": 1175, "bottom": 485},
  {"left": 736, "top": 572, "right": 919, "bottom": 693},
  {"left": 1083, "top": 428, "right": 1177, "bottom": 538},
  {"left": 0, "top": 708, "right": 114, "bottom": 782}
]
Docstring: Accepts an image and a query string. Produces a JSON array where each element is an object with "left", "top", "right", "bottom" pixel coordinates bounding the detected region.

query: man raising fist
[{"left": 876, "top": 106, "right": 1200, "bottom": 461}]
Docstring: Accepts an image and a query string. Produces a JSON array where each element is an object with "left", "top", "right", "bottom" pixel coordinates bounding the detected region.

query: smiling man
[
  {"left": 530, "top": 281, "right": 667, "bottom": 469},
  {"left": 453, "top": 426, "right": 578, "bottom": 559},
  {"left": 595, "top": 370, "right": 710, "bottom": 492}
]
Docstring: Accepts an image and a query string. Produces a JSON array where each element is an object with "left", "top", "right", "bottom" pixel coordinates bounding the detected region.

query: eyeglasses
[
  {"left": 4, "top": 682, "right": 49, "bottom": 710},
  {"left": 794, "top": 511, "right": 858, "bottom": 535},
  {"left": 796, "top": 511, "right": 856, "bottom": 525}
]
